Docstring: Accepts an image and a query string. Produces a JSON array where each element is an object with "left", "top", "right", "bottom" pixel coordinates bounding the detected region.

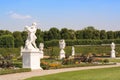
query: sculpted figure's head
[{"left": 32, "top": 22, "right": 37, "bottom": 26}]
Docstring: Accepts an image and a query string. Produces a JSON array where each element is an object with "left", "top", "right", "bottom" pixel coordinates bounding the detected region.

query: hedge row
[
  {"left": 44, "top": 45, "right": 120, "bottom": 56},
  {"left": 0, "top": 68, "right": 31, "bottom": 75},
  {"left": 0, "top": 48, "right": 20, "bottom": 57},
  {"left": 0, "top": 45, "right": 120, "bottom": 58},
  {"left": 44, "top": 39, "right": 120, "bottom": 47}
]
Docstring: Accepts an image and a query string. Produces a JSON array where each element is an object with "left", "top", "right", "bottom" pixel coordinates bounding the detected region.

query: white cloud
[{"left": 9, "top": 12, "right": 32, "bottom": 19}]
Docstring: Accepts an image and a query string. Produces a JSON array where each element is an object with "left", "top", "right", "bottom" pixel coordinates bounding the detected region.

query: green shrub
[
  {"left": 0, "top": 48, "right": 20, "bottom": 57},
  {"left": 13, "top": 62, "right": 22, "bottom": 68},
  {"left": 62, "top": 59, "right": 75, "bottom": 65},
  {"left": 103, "top": 59, "right": 109, "bottom": 63},
  {"left": 0, "top": 35, "right": 14, "bottom": 48}
]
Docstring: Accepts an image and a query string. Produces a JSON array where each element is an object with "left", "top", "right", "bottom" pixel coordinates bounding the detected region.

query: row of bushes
[
  {"left": 0, "top": 45, "right": 120, "bottom": 58},
  {"left": 0, "top": 68, "right": 31, "bottom": 75},
  {"left": 43, "top": 45, "right": 120, "bottom": 57},
  {"left": 44, "top": 39, "right": 120, "bottom": 47},
  {"left": 0, "top": 48, "right": 20, "bottom": 57}
]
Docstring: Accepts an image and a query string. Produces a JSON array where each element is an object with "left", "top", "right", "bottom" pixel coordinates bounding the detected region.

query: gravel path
[{"left": 0, "top": 63, "right": 120, "bottom": 80}]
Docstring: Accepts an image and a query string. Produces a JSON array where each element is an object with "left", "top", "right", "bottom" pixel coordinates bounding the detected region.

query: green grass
[{"left": 25, "top": 67, "right": 120, "bottom": 80}]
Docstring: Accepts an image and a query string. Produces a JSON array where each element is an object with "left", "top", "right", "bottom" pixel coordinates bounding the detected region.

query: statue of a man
[{"left": 24, "top": 22, "right": 38, "bottom": 50}]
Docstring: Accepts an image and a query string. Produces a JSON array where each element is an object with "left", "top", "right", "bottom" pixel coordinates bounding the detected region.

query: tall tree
[
  {"left": 92, "top": 30, "right": 100, "bottom": 39},
  {"left": 48, "top": 27, "right": 60, "bottom": 40},
  {"left": 0, "top": 30, "right": 12, "bottom": 36},
  {"left": 107, "top": 31, "right": 114, "bottom": 39},
  {"left": 68, "top": 29, "right": 76, "bottom": 40},
  {"left": 83, "top": 26, "right": 95, "bottom": 39},
  {"left": 100, "top": 30, "right": 107, "bottom": 39},
  {"left": 21, "top": 31, "right": 27, "bottom": 45},
  {"left": 75, "top": 30, "right": 84, "bottom": 39},
  {"left": 60, "top": 28, "right": 70, "bottom": 39},
  {"left": 36, "top": 29, "right": 44, "bottom": 47},
  {"left": 13, "top": 31, "right": 23, "bottom": 48},
  {"left": 0, "top": 35, "right": 14, "bottom": 48},
  {"left": 43, "top": 31, "right": 49, "bottom": 41},
  {"left": 114, "top": 31, "right": 120, "bottom": 39}
]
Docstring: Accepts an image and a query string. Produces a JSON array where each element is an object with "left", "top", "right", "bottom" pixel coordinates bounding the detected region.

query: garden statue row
[{"left": 21, "top": 22, "right": 75, "bottom": 70}]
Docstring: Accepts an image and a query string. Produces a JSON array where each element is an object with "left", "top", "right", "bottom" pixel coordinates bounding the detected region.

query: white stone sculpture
[
  {"left": 22, "top": 22, "right": 42, "bottom": 70},
  {"left": 24, "top": 22, "right": 38, "bottom": 51},
  {"left": 59, "top": 39, "right": 66, "bottom": 59},
  {"left": 111, "top": 42, "right": 116, "bottom": 58},
  {"left": 20, "top": 46, "right": 23, "bottom": 56},
  {"left": 39, "top": 43, "right": 44, "bottom": 58},
  {"left": 72, "top": 46, "right": 75, "bottom": 56}
]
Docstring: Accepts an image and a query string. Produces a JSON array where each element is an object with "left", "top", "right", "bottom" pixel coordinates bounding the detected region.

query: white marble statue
[
  {"left": 20, "top": 46, "right": 23, "bottom": 56},
  {"left": 39, "top": 43, "right": 44, "bottom": 58},
  {"left": 22, "top": 22, "right": 42, "bottom": 70},
  {"left": 72, "top": 46, "right": 75, "bottom": 56},
  {"left": 59, "top": 39, "right": 66, "bottom": 59},
  {"left": 24, "top": 22, "right": 38, "bottom": 51},
  {"left": 111, "top": 42, "right": 116, "bottom": 58}
]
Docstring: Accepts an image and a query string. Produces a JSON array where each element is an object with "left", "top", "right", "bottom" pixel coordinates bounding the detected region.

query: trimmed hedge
[
  {"left": 44, "top": 39, "right": 120, "bottom": 47},
  {"left": 0, "top": 48, "right": 20, "bottom": 57},
  {"left": 0, "top": 68, "right": 31, "bottom": 75},
  {"left": 44, "top": 45, "right": 120, "bottom": 56}
]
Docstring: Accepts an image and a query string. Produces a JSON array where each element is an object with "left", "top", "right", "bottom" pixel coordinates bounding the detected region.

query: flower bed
[{"left": 41, "top": 58, "right": 115, "bottom": 70}]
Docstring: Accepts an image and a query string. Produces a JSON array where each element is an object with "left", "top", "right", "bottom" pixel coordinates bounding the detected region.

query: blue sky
[{"left": 0, "top": 0, "right": 120, "bottom": 31}]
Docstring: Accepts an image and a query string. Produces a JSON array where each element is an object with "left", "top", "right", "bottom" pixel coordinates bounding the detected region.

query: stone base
[
  {"left": 60, "top": 49, "right": 65, "bottom": 59},
  {"left": 72, "top": 52, "right": 75, "bottom": 56},
  {"left": 22, "top": 50, "right": 42, "bottom": 70},
  {"left": 40, "top": 51, "right": 44, "bottom": 59},
  {"left": 111, "top": 50, "right": 116, "bottom": 58}
]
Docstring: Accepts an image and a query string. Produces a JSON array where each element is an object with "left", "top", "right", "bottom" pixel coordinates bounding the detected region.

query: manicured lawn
[{"left": 25, "top": 67, "right": 120, "bottom": 80}]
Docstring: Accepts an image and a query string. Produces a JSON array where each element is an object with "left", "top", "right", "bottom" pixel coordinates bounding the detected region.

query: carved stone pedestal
[
  {"left": 39, "top": 51, "right": 44, "bottom": 58},
  {"left": 22, "top": 50, "right": 42, "bottom": 70},
  {"left": 111, "top": 50, "right": 116, "bottom": 58},
  {"left": 60, "top": 49, "right": 65, "bottom": 59}
]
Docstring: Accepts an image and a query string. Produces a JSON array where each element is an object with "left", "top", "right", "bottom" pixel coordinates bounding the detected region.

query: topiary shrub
[{"left": 103, "top": 59, "right": 109, "bottom": 63}]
